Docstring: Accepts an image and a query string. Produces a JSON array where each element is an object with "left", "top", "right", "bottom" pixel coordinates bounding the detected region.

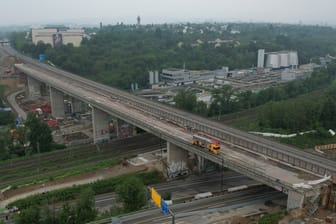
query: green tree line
[{"left": 10, "top": 23, "right": 336, "bottom": 90}]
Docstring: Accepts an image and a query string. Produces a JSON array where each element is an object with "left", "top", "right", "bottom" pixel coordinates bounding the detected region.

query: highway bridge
[{"left": 1, "top": 46, "right": 335, "bottom": 211}]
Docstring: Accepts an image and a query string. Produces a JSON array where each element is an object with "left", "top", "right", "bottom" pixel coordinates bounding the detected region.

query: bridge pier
[
  {"left": 50, "top": 87, "right": 65, "bottom": 118},
  {"left": 287, "top": 190, "right": 305, "bottom": 210},
  {"left": 117, "top": 119, "right": 136, "bottom": 138},
  {"left": 92, "top": 107, "right": 111, "bottom": 143},
  {"left": 70, "top": 97, "right": 83, "bottom": 113},
  {"left": 197, "top": 155, "right": 206, "bottom": 173},
  {"left": 167, "top": 142, "right": 188, "bottom": 164},
  {"left": 167, "top": 142, "right": 189, "bottom": 178},
  {"left": 27, "top": 77, "right": 41, "bottom": 99}
]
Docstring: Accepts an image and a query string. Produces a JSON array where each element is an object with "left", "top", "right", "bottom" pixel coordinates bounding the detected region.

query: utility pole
[
  {"left": 221, "top": 158, "right": 224, "bottom": 192},
  {"left": 37, "top": 141, "right": 40, "bottom": 173}
]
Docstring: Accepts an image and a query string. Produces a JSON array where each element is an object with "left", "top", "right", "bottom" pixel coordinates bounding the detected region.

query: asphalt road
[{"left": 6, "top": 89, "right": 26, "bottom": 120}]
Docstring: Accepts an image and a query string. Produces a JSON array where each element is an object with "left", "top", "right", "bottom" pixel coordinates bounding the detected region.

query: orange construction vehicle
[{"left": 191, "top": 134, "right": 221, "bottom": 155}]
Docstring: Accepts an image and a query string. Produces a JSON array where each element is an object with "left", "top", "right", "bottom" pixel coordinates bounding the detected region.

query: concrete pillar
[
  {"left": 50, "top": 87, "right": 65, "bottom": 118},
  {"left": 167, "top": 142, "right": 188, "bottom": 164},
  {"left": 287, "top": 190, "right": 305, "bottom": 210},
  {"left": 167, "top": 142, "right": 189, "bottom": 178},
  {"left": 197, "top": 155, "right": 206, "bottom": 173},
  {"left": 71, "top": 97, "right": 83, "bottom": 113},
  {"left": 27, "top": 77, "right": 41, "bottom": 99},
  {"left": 117, "top": 119, "right": 136, "bottom": 138},
  {"left": 92, "top": 107, "right": 110, "bottom": 143}
]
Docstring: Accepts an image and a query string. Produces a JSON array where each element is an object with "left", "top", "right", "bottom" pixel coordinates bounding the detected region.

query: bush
[
  {"left": 258, "top": 211, "right": 288, "bottom": 224},
  {"left": 49, "top": 143, "right": 66, "bottom": 150},
  {"left": 9, "top": 169, "right": 163, "bottom": 210}
]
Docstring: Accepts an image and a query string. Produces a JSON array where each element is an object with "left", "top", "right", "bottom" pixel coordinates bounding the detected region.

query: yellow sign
[{"left": 151, "top": 187, "right": 161, "bottom": 208}]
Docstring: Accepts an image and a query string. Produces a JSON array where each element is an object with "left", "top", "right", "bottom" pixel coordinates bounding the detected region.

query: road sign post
[
  {"left": 150, "top": 187, "right": 175, "bottom": 223},
  {"left": 161, "top": 199, "right": 169, "bottom": 215},
  {"left": 151, "top": 187, "right": 161, "bottom": 208}
]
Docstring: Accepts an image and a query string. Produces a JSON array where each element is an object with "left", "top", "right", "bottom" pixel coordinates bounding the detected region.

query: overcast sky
[{"left": 1, "top": 0, "right": 336, "bottom": 26}]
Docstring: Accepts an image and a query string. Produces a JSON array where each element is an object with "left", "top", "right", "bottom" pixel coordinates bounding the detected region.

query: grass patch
[
  {"left": 258, "top": 211, "right": 288, "bottom": 224},
  {"left": 1, "top": 159, "right": 120, "bottom": 189},
  {"left": 276, "top": 133, "right": 336, "bottom": 149}
]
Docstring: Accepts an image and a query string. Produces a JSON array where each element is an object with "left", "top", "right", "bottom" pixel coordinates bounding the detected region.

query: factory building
[
  {"left": 257, "top": 49, "right": 299, "bottom": 70},
  {"left": 32, "top": 27, "right": 84, "bottom": 47},
  {"left": 160, "top": 68, "right": 193, "bottom": 85},
  {"left": 160, "top": 68, "right": 224, "bottom": 86}
]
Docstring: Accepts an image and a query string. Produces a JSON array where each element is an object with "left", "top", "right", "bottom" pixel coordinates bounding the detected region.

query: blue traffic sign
[
  {"left": 161, "top": 199, "right": 169, "bottom": 215},
  {"left": 15, "top": 117, "right": 22, "bottom": 126}
]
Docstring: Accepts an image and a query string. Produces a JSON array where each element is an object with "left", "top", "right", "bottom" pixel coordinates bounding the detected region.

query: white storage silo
[
  {"left": 289, "top": 51, "right": 299, "bottom": 68},
  {"left": 257, "top": 49, "right": 265, "bottom": 68},
  {"left": 154, "top": 71, "right": 159, "bottom": 83},
  {"left": 149, "top": 71, "right": 154, "bottom": 84},
  {"left": 280, "top": 53, "right": 290, "bottom": 68},
  {"left": 266, "top": 53, "right": 280, "bottom": 69}
]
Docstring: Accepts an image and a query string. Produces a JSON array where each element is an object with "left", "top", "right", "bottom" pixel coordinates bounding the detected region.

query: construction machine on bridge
[{"left": 192, "top": 134, "right": 221, "bottom": 155}]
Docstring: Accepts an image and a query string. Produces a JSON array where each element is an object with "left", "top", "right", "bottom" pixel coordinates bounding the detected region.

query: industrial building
[
  {"left": 257, "top": 49, "right": 299, "bottom": 69},
  {"left": 160, "top": 68, "right": 224, "bottom": 86},
  {"left": 31, "top": 27, "right": 84, "bottom": 47},
  {"left": 160, "top": 68, "right": 192, "bottom": 85}
]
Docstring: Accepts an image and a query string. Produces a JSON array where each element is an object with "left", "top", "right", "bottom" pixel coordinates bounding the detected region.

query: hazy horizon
[{"left": 1, "top": 0, "right": 336, "bottom": 27}]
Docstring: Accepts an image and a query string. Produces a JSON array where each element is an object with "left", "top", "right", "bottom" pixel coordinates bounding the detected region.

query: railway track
[
  {"left": 89, "top": 186, "right": 285, "bottom": 224},
  {"left": 0, "top": 134, "right": 162, "bottom": 188},
  {"left": 2, "top": 46, "right": 336, "bottom": 179},
  {"left": 0, "top": 133, "right": 159, "bottom": 171}
]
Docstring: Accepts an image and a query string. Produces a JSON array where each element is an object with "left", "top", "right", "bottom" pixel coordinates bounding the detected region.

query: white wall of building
[
  {"left": 31, "top": 28, "right": 84, "bottom": 47},
  {"left": 32, "top": 28, "right": 57, "bottom": 45}
]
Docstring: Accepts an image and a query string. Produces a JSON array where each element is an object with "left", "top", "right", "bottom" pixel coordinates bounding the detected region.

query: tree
[
  {"left": 0, "top": 130, "right": 10, "bottom": 160},
  {"left": 57, "top": 203, "right": 76, "bottom": 224},
  {"left": 0, "top": 111, "right": 14, "bottom": 125},
  {"left": 115, "top": 176, "right": 147, "bottom": 212},
  {"left": 320, "top": 97, "right": 336, "bottom": 129},
  {"left": 75, "top": 188, "right": 97, "bottom": 223},
  {"left": 209, "top": 85, "right": 236, "bottom": 116},
  {"left": 174, "top": 89, "right": 197, "bottom": 112},
  {"left": 40, "top": 207, "right": 59, "bottom": 224},
  {"left": 25, "top": 112, "right": 52, "bottom": 152},
  {"left": 193, "top": 101, "right": 208, "bottom": 117},
  {"left": 15, "top": 205, "right": 40, "bottom": 224}
]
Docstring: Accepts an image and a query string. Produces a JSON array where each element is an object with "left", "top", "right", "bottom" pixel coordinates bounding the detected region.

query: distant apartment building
[{"left": 31, "top": 27, "right": 84, "bottom": 47}]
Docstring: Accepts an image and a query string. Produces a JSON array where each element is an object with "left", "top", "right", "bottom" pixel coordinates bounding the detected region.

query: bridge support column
[
  {"left": 167, "top": 142, "right": 188, "bottom": 164},
  {"left": 92, "top": 107, "right": 110, "bottom": 143},
  {"left": 70, "top": 97, "right": 83, "bottom": 113},
  {"left": 50, "top": 87, "right": 65, "bottom": 118},
  {"left": 27, "top": 77, "right": 41, "bottom": 99},
  {"left": 117, "top": 119, "right": 136, "bottom": 138},
  {"left": 287, "top": 190, "right": 305, "bottom": 210},
  {"left": 166, "top": 142, "right": 189, "bottom": 178},
  {"left": 197, "top": 155, "right": 206, "bottom": 173}
]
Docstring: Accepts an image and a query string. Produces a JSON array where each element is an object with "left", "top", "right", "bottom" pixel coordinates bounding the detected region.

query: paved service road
[{"left": 6, "top": 89, "right": 26, "bottom": 120}]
